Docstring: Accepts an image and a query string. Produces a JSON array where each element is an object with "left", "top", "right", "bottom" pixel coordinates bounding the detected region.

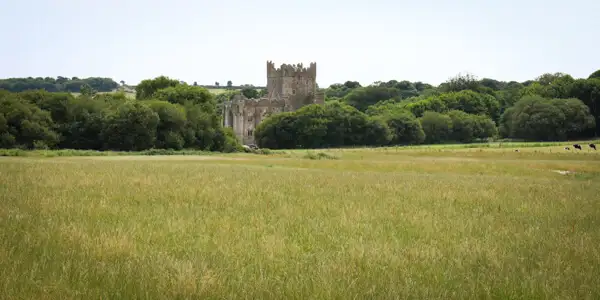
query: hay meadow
[{"left": 1, "top": 143, "right": 600, "bottom": 299}]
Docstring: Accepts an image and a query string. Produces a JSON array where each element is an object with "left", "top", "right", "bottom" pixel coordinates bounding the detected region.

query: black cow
[
  {"left": 573, "top": 144, "right": 582, "bottom": 150},
  {"left": 565, "top": 147, "right": 571, "bottom": 150},
  {"left": 590, "top": 143, "right": 597, "bottom": 150}
]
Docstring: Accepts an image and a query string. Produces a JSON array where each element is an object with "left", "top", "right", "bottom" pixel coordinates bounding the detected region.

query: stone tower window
[
  {"left": 247, "top": 129, "right": 253, "bottom": 136},
  {"left": 292, "top": 89, "right": 296, "bottom": 95}
]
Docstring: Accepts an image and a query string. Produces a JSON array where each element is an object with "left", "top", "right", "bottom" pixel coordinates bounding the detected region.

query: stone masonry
[{"left": 222, "top": 61, "right": 325, "bottom": 145}]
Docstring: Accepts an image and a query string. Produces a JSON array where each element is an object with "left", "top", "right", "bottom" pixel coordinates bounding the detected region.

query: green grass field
[
  {"left": 207, "top": 88, "right": 263, "bottom": 95},
  {"left": 1, "top": 143, "right": 600, "bottom": 299},
  {"left": 70, "top": 88, "right": 242, "bottom": 98},
  {"left": 207, "top": 88, "right": 229, "bottom": 94},
  {"left": 70, "top": 90, "right": 137, "bottom": 98}
]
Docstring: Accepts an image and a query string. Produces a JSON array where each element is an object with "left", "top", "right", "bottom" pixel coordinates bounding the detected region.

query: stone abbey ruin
[{"left": 222, "top": 61, "right": 324, "bottom": 145}]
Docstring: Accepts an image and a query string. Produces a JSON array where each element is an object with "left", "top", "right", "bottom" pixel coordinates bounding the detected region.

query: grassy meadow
[
  {"left": 207, "top": 88, "right": 229, "bottom": 94},
  {"left": 1, "top": 143, "right": 600, "bottom": 299},
  {"left": 70, "top": 90, "right": 137, "bottom": 98},
  {"left": 70, "top": 87, "right": 243, "bottom": 98}
]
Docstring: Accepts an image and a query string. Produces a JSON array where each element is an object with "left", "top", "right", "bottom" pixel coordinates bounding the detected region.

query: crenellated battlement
[{"left": 267, "top": 61, "right": 317, "bottom": 78}]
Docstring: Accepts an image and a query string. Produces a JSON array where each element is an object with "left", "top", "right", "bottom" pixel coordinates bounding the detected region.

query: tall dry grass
[{"left": 1, "top": 146, "right": 599, "bottom": 299}]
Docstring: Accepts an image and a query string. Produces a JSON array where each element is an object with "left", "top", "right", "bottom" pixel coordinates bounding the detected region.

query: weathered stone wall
[
  {"left": 224, "top": 95, "right": 286, "bottom": 144},
  {"left": 223, "top": 61, "right": 321, "bottom": 145}
]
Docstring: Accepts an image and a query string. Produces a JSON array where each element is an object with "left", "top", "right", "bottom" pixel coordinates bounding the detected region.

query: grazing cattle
[
  {"left": 514, "top": 149, "right": 519, "bottom": 152},
  {"left": 573, "top": 144, "right": 582, "bottom": 150},
  {"left": 590, "top": 143, "right": 597, "bottom": 150},
  {"left": 565, "top": 147, "right": 571, "bottom": 150}
]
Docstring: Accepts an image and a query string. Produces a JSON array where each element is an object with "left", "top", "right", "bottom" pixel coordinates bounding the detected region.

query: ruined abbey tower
[{"left": 222, "top": 61, "right": 325, "bottom": 145}]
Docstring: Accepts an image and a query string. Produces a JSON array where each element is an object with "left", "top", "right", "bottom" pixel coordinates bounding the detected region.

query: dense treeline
[
  {"left": 0, "top": 77, "right": 119, "bottom": 93},
  {"left": 1, "top": 70, "right": 599, "bottom": 152},
  {"left": 255, "top": 101, "right": 395, "bottom": 149},
  {"left": 254, "top": 101, "right": 497, "bottom": 148},
  {"left": 0, "top": 77, "right": 240, "bottom": 152},
  {"left": 254, "top": 71, "right": 599, "bottom": 149}
]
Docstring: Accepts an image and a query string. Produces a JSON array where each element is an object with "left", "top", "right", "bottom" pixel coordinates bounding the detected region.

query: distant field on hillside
[
  {"left": 207, "top": 88, "right": 263, "bottom": 95},
  {"left": 1, "top": 143, "right": 600, "bottom": 299},
  {"left": 207, "top": 88, "right": 229, "bottom": 94},
  {"left": 70, "top": 90, "right": 136, "bottom": 98},
  {"left": 69, "top": 87, "right": 252, "bottom": 98}
]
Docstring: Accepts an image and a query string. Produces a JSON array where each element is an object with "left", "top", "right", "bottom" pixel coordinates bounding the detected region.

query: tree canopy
[
  {"left": 2, "top": 69, "right": 600, "bottom": 152},
  {"left": 0, "top": 77, "right": 241, "bottom": 152}
]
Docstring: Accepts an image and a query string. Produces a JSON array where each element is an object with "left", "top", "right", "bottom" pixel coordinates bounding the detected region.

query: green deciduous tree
[
  {"left": 343, "top": 86, "right": 402, "bottom": 112},
  {"left": 500, "top": 95, "right": 595, "bottom": 141},
  {"left": 404, "top": 90, "right": 500, "bottom": 120},
  {"left": 439, "top": 73, "right": 481, "bottom": 93},
  {"left": 254, "top": 101, "right": 392, "bottom": 149},
  {"left": 419, "top": 111, "right": 453, "bottom": 144},
  {"left": 241, "top": 87, "right": 259, "bottom": 99},
  {"left": 589, "top": 70, "right": 600, "bottom": 79},
  {"left": 365, "top": 100, "right": 410, "bottom": 116},
  {"left": 101, "top": 101, "right": 160, "bottom": 151},
  {"left": 135, "top": 76, "right": 180, "bottom": 100},
  {"left": 145, "top": 100, "right": 187, "bottom": 150},
  {"left": 59, "top": 97, "right": 109, "bottom": 150},
  {"left": 153, "top": 85, "right": 215, "bottom": 113},
  {"left": 80, "top": 83, "right": 97, "bottom": 97},
  {"left": 568, "top": 78, "right": 600, "bottom": 136},
  {"left": 324, "top": 83, "right": 360, "bottom": 99},
  {"left": 379, "top": 111, "right": 425, "bottom": 145},
  {"left": 446, "top": 110, "right": 497, "bottom": 142},
  {"left": 0, "top": 94, "right": 59, "bottom": 149}
]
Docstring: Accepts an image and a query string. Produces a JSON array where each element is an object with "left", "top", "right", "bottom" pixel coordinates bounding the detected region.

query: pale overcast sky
[{"left": 1, "top": 0, "right": 599, "bottom": 87}]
